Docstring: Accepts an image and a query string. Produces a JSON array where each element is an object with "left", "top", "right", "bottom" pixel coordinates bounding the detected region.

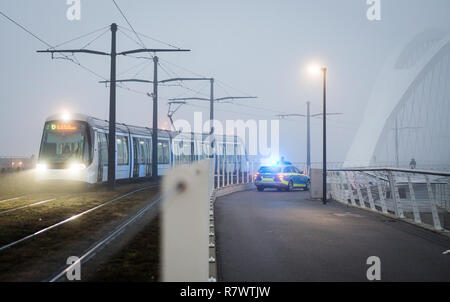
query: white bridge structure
[{"left": 344, "top": 29, "right": 450, "bottom": 171}]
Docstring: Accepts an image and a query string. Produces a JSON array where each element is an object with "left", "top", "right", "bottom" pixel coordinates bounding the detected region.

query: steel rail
[
  {"left": 0, "top": 196, "right": 26, "bottom": 204},
  {"left": 0, "top": 198, "right": 56, "bottom": 215}
]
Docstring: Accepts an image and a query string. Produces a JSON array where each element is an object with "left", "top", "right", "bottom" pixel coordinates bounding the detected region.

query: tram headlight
[
  {"left": 69, "top": 163, "right": 86, "bottom": 171},
  {"left": 36, "top": 163, "right": 47, "bottom": 171},
  {"left": 61, "top": 111, "right": 71, "bottom": 121}
]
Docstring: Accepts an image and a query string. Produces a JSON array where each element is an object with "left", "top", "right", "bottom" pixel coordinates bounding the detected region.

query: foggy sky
[{"left": 1, "top": 0, "right": 449, "bottom": 163}]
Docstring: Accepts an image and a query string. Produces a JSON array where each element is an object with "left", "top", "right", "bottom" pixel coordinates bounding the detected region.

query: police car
[{"left": 254, "top": 164, "right": 310, "bottom": 192}]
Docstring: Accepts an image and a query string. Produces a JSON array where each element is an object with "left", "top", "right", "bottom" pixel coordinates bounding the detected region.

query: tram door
[
  {"left": 133, "top": 137, "right": 139, "bottom": 177},
  {"left": 115, "top": 135, "right": 130, "bottom": 179}
]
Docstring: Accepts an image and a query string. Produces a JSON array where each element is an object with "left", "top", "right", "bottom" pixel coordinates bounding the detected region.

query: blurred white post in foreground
[{"left": 162, "top": 159, "right": 214, "bottom": 281}]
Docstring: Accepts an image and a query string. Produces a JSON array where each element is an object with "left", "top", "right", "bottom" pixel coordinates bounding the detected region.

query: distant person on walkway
[{"left": 409, "top": 158, "right": 417, "bottom": 169}]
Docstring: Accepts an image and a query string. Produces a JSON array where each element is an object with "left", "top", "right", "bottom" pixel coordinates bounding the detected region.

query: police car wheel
[
  {"left": 257, "top": 186, "right": 264, "bottom": 192},
  {"left": 288, "top": 180, "right": 294, "bottom": 192}
]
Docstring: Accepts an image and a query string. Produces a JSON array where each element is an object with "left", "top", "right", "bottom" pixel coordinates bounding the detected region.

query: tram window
[
  {"left": 84, "top": 138, "right": 90, "bottom": 162},
  {"left": 158, "top": 140, "right": 170, "bottom": 164},
  {"left": 117, "top": 136, "right": 129, "bottom": 165}
]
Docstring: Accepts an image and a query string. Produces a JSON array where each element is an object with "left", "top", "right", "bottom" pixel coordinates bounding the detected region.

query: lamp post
[
  {"left": 321, "top": 67, "right": 327, "bottom": 205},
  {"left": 308, "top": 64, "right": 327, "bottom": 204}
]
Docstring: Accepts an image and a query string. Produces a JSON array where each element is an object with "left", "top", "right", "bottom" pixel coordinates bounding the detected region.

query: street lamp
[{"left": 309, "top": 64, "right": 328, "bottom": 204}]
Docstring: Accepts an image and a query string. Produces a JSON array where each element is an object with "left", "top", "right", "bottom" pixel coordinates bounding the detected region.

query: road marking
[
  {"left": 0, "top": 199, "right": 56, "bottom": 215},
  {"left": 0, "top": 196, "right": 25, "bottom": 203},
  {"left": 333, "top": 212, "right": 364, "bottom": 218}
]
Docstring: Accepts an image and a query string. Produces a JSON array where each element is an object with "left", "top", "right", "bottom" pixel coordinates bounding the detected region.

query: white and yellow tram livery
[{"left": 36, "top": 113, "right": 246, "bottom": 184}]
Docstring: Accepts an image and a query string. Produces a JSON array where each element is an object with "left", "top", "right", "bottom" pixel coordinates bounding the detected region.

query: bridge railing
[
  {"left": 213, "top": 158, "right": 260, "bottom": 188},
  {"left": 328, "top": 168, "right": 450, "bottom": 232}
]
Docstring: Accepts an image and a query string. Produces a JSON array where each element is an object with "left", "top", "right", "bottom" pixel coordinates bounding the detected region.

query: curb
[{"left": 209, "top": 183, "right": 255, "bottom": 281}]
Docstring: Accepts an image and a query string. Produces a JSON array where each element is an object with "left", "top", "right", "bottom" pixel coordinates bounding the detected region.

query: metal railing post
[
  {"left": 252, "top": 161, "right": 255, "bottom": 183},
  {"left": 346, "top": 172, "right": 357, "bottom": 206},
  {"left": 332, "top": 172, "right": 339, "bottom": 201},
  {"left": 388, "top": 171, "right": 404, "bottom": 218},
  {"left": 425, "top": 175, "right": 442, "bottom": 230},
  {"left": 376, "top": 175, "right": 388, "bottom": 214},
  {"left": 407, "top": 175, "right": 421, "bottom": 224},
  {"left": 329, "top": 171, "right": 334, "bottom": 199},
  {"left": 339, "top": 172, "right": 347, "bottom": 204},
  {"left": 365, "top": 174, "right": 376, "bottom": 211},
  {"left": 240, "top": 163, "right": 243, "bottom": 184},
  {"left": 355, "top": 173, "right": 366, "bottom": 209},
  {"left": 336, "top": 172, "right": 342, "bottom": 202},
  {"left": 245, "top": 161, "right": 250, "bottom": 184},
  {"left": 329, "top": 172, "right": 335, "bottom": 199},
  {"left": 221, "top": 156, "right": 225, "bottom": 188},
  {"left": 231, "top": 166, "right": 234, "bottom": 185}
]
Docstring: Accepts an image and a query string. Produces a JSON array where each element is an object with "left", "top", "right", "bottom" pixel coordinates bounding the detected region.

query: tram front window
[{"left": 39, "top": 121, "right": 90, "bottom": 168}]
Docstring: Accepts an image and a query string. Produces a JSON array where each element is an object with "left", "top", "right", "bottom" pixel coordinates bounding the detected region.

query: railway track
[
  {"left": 49, "top": 194, "right": 162, "bottom": 282},
  {"left": 0, "top": 184, "right": 160, "bottom": 252}
]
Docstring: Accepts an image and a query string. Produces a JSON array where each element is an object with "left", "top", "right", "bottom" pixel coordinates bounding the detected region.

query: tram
[{"left": 36, "top": 113, "right": 246, "bottom": 184}]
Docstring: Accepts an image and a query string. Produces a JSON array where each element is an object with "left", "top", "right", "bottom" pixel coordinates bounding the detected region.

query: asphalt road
[{"left": 215, "top": 188, "right": 450, "bottom": 281}]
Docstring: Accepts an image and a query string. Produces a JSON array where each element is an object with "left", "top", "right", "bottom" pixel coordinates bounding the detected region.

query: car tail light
[{"left": 274, "top": 173, "right": 284, "bottom": 182}]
